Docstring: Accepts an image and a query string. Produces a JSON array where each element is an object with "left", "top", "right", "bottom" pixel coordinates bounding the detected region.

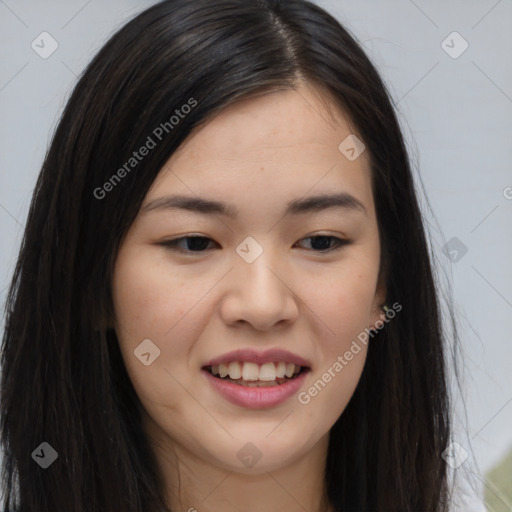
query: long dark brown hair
[{"left": 1, "top": 0, "right": 455, "bottom": 510}]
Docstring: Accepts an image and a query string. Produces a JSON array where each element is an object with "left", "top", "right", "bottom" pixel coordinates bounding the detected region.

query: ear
[{"left": 368, "top": 272, "right": 387, "bottom": 329}]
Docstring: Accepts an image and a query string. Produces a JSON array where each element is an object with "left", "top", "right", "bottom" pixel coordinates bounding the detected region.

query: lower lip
[{"left": 202, "top": 368, "right": 309, "bottom": 409}]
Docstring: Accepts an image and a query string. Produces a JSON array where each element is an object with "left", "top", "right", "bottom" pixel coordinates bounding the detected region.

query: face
[{"left": 111, "top": 83, "right": 385, "bottom": 476}]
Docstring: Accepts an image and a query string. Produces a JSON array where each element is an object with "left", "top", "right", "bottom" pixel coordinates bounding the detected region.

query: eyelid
[{"left": 159, "top": 233, "right": 351, "bottom": 254}]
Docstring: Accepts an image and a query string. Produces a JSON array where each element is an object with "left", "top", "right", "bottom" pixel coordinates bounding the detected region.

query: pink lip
[
  {"left": 202, "top": 368, "right": 309, "bottom": 409},
  {"left": 202, "top": 348, "right": 311, "bottom": 369}
]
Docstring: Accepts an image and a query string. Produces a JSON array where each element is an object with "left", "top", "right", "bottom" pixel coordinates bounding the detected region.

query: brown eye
[
  {"left": 160, "top": 235, "right": 349, "bottom": 255},
  {"left": 161, "top": 236, "right": 218, "bottom": 253},
  {"left": 295, "top": 235, "right": 349, "bottom": 252}
]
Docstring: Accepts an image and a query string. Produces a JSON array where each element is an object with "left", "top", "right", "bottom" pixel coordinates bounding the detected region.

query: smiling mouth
[{"left": 203, "top": 362, "right": 309, "bottom": 388}]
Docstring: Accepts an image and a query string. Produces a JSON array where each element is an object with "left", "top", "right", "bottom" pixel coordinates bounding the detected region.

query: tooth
[
  {"left": 242, "top": 362, "right": 260, "bottom": 381},
  {"left": 213, "top": 360, "right": 302, "bottom": 381},
  {"left": 285, "top": 363, "right": 295, "bottom": 378},
  {"left": 228, "top": 361, "right": 242, "bottom": 380},
  {"left": 259, "top": 362, "right": 277, "bottom": 381},
  {"left": 219, "top": 363, "right": 229, "bottom": 378},
  {"left": 276, "top": 361, "right": 286, "bottom": 378}
]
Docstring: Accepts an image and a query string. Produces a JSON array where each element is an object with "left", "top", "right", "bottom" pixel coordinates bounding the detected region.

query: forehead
[{"left": 144, "top": 83, "right": 374, "bottom": 219}]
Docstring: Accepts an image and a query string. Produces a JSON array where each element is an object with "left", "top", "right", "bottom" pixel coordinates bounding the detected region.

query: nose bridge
[
  {"left": 236, "top": 236, "right": 285, "bottom": 299},
  {"left": 220, "top": 235, "right": 298, "bottom": 329}
]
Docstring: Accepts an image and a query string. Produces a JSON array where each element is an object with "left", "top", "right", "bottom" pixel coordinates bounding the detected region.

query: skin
[{"left": 112, "top": 82, "right": 386, "bottom": 512}]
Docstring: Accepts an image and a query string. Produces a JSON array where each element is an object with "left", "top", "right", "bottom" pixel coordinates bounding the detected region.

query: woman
[{"left": 0, "top": 0, "right": 466, "bottom": 510}]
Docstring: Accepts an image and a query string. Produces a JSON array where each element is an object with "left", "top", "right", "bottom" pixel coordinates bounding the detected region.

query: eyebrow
[{"left": 142, "top": 192, "right": 367, "bottom": 218}]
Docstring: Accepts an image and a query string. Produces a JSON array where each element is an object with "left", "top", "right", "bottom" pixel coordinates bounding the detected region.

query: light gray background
[{"left": 0, "top": 0, "right": 511, "bottom": 505}]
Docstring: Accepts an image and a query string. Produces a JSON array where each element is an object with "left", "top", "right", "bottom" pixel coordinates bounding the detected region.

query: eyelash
[{"left": 160, "top": 235, "right": 350, "bottom": 254}]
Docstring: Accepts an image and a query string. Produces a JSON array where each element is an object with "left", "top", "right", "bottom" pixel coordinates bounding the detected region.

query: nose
[{"left": 219, "top": 250, "right": 299, "bottom": 331}]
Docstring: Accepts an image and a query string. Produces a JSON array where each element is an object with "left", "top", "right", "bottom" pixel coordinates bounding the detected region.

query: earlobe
[
  {"left": 369, "top": 305, "right": 386, "bottom": 331},
  {"left": 369, "top": 278, "right": 387, "bottom": 328}
]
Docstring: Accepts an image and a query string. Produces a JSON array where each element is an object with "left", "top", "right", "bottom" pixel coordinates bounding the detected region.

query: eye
[
  {"left": 160, "top": 235, "right": 349, "bottom": 254},
  {"left": 294, "top": 235, "right": 349, "bottom": 252},
  {"left": 160, "top": 236, "right": 218, "bottom": 253}
]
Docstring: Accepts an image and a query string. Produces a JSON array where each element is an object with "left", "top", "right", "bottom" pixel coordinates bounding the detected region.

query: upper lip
[{"left": 202, "top": 348, "right": 311, "bottom": 369}]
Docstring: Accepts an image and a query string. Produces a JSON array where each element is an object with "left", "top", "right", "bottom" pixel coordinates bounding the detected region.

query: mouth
[{"left": 202, "top": 361, "right": 310, "bottom": 387}]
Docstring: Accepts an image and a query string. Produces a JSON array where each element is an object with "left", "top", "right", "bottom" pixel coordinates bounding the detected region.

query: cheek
[
  {"left": 336, "top": 274, "right": 375, "bottom": 327},
  {"left": 111, "top": 247, "right": 218, "bottom": 384},
  {"left": 111, "top": 250, "right": 196, "bottom": 412},
  {"left": 112, "top": 250, "right": 190, "bottom": 340},
  {"left": 299, "top": 271, "right": 373, "bottom": 424},
  {"left": 296, "top": 256, "right": 376, "bottom": 413},
  {"left": 304, "top": 262, "right": 377, "bottom": 342}
]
